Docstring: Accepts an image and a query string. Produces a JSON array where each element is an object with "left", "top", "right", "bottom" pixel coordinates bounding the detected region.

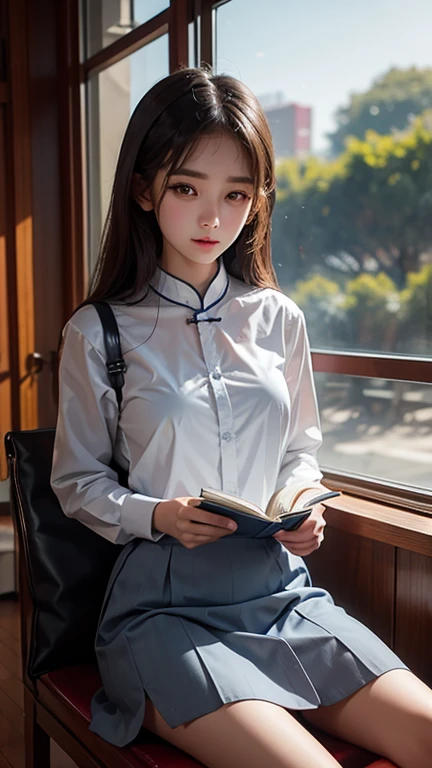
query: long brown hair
[{"left": 87, "top": 66, "right": 279, "bottom": 304}]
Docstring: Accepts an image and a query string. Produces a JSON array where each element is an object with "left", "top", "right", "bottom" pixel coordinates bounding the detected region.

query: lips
[{"left": 192, "top": 238, "right": 220, "bottom": 244}]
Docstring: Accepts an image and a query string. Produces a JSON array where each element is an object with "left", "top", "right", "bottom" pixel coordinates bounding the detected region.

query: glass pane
[
  {"left": 86, "top": 34, "right": 169, "bottom": 271},
  {"left": 188, "top": 17, "right": 199, "bottom": 68},
  {"left": 0, "top": 480, "right": 9, "bottom": 505},
  {"left": 215, "top": 0, "right": 432, "bottom": 357},
  {"left": 315, "top": 372, "right": 432, "bottom": 491},
  {"left": 83, "top": 0, "right": 169, "bottom": 59}
]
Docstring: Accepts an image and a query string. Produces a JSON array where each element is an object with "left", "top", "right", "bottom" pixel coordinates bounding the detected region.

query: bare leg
[
  {"left": 143, "top": 697, "right": 342, "bottom": 768},
  {"left": 302, "top": 669, "right": 432, "bottom": 768}
]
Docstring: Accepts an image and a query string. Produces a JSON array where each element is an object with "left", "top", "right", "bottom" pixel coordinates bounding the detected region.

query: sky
[
  {"left": 130, "top": 0, "right": 432, "bottom": 155},
  {"left": 215, "top": 0, "right": 432, "bottom": 153}
]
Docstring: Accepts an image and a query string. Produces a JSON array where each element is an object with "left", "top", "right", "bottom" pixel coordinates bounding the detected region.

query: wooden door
[
  {"left": 0, "top": 0, "right": 18, "bottom": 484},
  {"left": 0, "top": 0, "right": 84, "bottom": 482}
]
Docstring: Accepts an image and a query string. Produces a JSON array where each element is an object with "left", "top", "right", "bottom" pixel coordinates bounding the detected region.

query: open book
[{"left": 198, "top": 487, "right": 340, "bottom": 539}]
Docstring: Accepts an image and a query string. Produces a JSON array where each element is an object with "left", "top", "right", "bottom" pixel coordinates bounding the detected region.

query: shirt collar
[{"left": 149, "top": 258, "right": 229, "bottom": 313}]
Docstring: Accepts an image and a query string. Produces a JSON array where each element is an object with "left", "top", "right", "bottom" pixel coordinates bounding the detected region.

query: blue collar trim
[{"left": 149, "top": 258, "right": 229, "bottom": 313}]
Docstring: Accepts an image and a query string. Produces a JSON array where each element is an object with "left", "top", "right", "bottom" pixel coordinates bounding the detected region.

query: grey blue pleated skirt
[{"left": 89, "top": 535, "right": 407, "bottom": 747}]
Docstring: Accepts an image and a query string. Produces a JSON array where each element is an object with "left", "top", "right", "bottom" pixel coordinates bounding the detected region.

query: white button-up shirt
[{"left": 51, "top": 258, "right": 323, "bottom": 545}]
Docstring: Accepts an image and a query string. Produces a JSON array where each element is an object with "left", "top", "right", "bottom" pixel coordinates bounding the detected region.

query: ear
[{"left": 131, "top": 172, "right": 154, "bottom": 211}]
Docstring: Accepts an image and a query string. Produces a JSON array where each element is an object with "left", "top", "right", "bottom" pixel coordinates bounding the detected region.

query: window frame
[
  {"left": 210, "top": 0, "right": 432, "bottom": 512},
  {"left": 75, "top": 0, "right": 431, "bottom": 513},
  {"left": 78, "top": 0, "right": 191, "bottom": 277},
  {"left": 311, "top": 351, "right": 431, "bottom": 384}
]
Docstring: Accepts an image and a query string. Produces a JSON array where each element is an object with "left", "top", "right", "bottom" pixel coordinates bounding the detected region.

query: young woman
[{"left": 51, "top": 67, "right": 432, "bottom": 768}]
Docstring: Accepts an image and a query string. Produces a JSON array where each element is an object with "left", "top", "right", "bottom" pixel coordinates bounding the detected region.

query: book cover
[{"left": 197, "top": 489, "right": 340, "bottom": 539}]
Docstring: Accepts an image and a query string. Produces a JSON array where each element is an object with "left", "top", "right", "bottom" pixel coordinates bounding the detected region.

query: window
[
  {"left": 80, "top": 0, "right": 193, "bottom": 272},
  {"left": 315, "top": 373, "right": 432, "bottom": 492},
  {"left": 82, "top": 0, "right": 169, "bottom": 59},
  {"left": 76, "top": 0, "right": 431, "bottom": 504},
  {"left": 86, "top": 35, "right": 169, "bottom": 268},
  {"left": 215, "top": 0, "right": 432, "bottom": 497}
]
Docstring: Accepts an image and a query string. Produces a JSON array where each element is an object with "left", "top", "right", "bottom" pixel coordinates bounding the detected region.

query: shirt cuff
[{"left": 121, "top": 493, "right": 166, "bottom": 542}]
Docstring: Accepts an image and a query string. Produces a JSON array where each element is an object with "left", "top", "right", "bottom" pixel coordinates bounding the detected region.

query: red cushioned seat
[{"left": 39, "top": 663, "right": 396, "bottom": 768}]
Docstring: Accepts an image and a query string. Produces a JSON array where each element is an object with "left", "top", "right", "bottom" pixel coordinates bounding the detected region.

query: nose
[{"left": 198, "top": 204, "right": 220, "bottom": 230}]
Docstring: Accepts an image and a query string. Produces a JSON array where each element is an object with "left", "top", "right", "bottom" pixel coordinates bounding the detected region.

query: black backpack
[{"left": 4, "top": 302, "right": 127, "bottom": 679}]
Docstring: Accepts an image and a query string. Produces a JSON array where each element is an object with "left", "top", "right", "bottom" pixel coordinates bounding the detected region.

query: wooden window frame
[
  {"left": 72, "top": 0, "right": 192, "bottom": 295},
  {"left": 312, "top": 351, "right": 431, "bottom": 385},
  {"left": 79, "top": 1, "right": 193, "bottom": 82},
  {"left": 311, "top": 351, "right": 432, "bottom": 513},
  {"left": 58, "top": 0, "right": 85, "bottom": 319},
  {"left": 73, "top": 0, "right": 431, "bottom": 515}
]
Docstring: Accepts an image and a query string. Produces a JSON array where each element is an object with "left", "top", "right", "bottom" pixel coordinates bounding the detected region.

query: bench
[{"left": 4, "top": 428, "right": 397, "bottom": 768}]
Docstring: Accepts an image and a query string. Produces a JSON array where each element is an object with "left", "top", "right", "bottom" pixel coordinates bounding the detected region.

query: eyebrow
[{"left": 170, "top": 168, "right": 254, "bottom": 185}]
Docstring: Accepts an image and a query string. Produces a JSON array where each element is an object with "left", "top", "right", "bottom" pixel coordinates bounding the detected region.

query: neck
[{"left": 160, "top": 256, "right": 219, "bottom": 298}]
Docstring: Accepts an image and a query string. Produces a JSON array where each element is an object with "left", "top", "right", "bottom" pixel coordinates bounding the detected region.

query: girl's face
[{"left": 137, "top": 132, "right": 254, "bottom": 275}]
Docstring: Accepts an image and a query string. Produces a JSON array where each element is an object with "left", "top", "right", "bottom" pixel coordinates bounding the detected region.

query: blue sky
[
  {"left": 130, "top": 0, "right": 432, "bottom": 154},
  {"left": 215, "top": 0, "right": 432, "bottom": 153}
]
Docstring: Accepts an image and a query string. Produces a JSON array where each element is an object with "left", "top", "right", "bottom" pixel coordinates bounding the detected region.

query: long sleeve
[
  {"left": 51, "top": 319, "right": 165, "bottom": 545},
  {"left": 274, "top": 309, "right": 324, "bottom": 499}
]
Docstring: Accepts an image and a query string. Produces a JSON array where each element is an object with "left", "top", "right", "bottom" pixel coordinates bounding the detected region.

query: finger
[
  {"left": 182, "top": 520, "right": 237, "bottom": 537},
  {"left": 281, "top": 545, "right": 316, "bottom": 556},
  {"left": 183, "top": 507, "right": 237, "bottom": 531},
  {"left": 273, "top": 530, "right": 313, "bottom": 544},
  {"left": 277, "top": 537, "right": 320, "bottom": 552},
  {"left": 274, "top": 521, "right": 325, "bottom": 543},
  {"left": 182, "top": 530, "right": 233, "bottom": 548},
  {"left": 283, "top": 535, "right": 324, "bottom": 555}
]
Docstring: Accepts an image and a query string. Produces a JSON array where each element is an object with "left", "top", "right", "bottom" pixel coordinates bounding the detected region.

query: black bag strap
[{"left": 90, "top": 301, "right": 126, "bottom": 408}]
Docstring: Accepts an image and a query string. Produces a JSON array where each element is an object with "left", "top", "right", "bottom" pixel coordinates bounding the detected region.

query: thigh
[
  {"left": 143, "top": 696, "right": 341, "bottom": 768},
  {"left": 301, "top": 669, "right": 432, "bottom": 767}
]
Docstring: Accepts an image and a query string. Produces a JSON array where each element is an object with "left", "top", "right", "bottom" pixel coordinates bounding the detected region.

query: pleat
[{"left": 90, "top": 536, "right": 408, "bottom": 743}]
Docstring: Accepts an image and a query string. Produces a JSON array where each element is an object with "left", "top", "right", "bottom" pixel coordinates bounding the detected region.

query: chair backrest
[{"left": 4, "top": 428, "right": 122, "bottom": 681}]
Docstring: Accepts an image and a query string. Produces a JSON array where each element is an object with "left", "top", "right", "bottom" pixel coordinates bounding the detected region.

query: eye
[
  {"left": 168, "top": 183, "right": 195, "bottom": 196},
  {"left": 227, "top": 191, "right": 251, "bottom": 202}
]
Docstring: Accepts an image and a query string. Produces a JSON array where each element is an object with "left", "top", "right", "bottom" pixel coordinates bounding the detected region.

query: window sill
[{"left": 324, "top": 494, "right": 432, "bottom": 557}]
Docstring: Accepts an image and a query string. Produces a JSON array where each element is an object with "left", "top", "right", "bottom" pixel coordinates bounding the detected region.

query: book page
[
  {"left": 200, "top": 488, "right": 268, "bottom": 518},
  {"left": 265, "top": 485, "right": 317, "bottom": 520},
  {"left": 265, "top": 486, "right": 296, "bottom": 520},
  {"left": 266, "top": 487, "right": 341, "bottom": 520}
]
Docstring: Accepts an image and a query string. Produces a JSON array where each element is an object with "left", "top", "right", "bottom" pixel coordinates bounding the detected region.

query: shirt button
[
  {"left": 222, "top": 432, "right": 232, "bottom": 442},
  {"left": 212, "top": 371, "right": 222, "bottom": 380}
]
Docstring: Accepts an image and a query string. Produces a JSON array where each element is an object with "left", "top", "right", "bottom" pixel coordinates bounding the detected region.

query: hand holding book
[{"left": 197, "top": 486, "right": 340, "bottom": 539}]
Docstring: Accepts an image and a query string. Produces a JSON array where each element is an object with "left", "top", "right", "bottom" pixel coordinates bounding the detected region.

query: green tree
[
  {"left": 399, "top": 264, "right": 432, "bottom": 355},
  {"left": 327, "top": 66, "right": 432, "bottom": 156},
  {"left": 342, "top": 273, "right": 400, "bottom": 351},
  {"left": 273, "top": 111, "right": 432, "bottom": 288},
  {"left": 291, "top": 275, "right": 344, "bottom": 348},
  {"left": 272, "top": 154, "right": 346, "bottom": 288}
]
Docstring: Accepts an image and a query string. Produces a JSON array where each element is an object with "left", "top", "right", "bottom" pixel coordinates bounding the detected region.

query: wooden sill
[{"left": 324, "top": 494, "right": 432, "bottom": 557}]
